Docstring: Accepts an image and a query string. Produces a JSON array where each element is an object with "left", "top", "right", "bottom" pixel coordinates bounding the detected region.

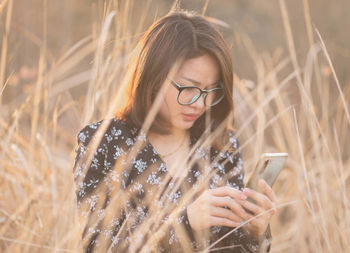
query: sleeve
[
  {"left": 209, "top": 131, "right": 272, "bottom": 253},
  {"left": 72, "top": 120, "right": 132, "bottom": 252},
  {"left": 73, "top": 121, "right": 110, "bottom": 252},
  {"left": 73, "top": 121, "right": 109, "bottom": 203},
  {"left": 178, "top": 206, "right": 200, "bottom": 250}
]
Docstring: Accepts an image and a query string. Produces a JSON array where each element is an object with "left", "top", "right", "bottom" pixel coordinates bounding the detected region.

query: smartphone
[{"left": 244, "top": 153, "right": 288, "bottom": 209}]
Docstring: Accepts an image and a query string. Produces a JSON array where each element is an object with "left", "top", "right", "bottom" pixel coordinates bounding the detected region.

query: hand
[
  {"left": 186, "top": 186, "right": 254, "bottom": 231},
  {"left": 236, "top": 179, "right": 278, "bottom": 239}
]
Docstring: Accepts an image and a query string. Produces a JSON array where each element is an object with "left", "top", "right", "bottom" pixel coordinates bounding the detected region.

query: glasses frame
[{"left": 167, "top": 78, "right": 225, "bottom": 107}]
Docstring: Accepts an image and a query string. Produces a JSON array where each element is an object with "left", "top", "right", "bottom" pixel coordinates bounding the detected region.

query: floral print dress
[{"left": 73, "top": 117, "right": 271, "bottom": 252}]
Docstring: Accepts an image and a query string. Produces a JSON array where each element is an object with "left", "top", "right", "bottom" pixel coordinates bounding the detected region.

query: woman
[{"left": 73, "top": 10, "right": 277, "bottom": 252}]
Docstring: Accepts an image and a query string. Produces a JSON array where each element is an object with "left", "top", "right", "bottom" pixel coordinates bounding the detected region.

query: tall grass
[{"left": 1, "top": 0, "right": 349, "bottom": 252}]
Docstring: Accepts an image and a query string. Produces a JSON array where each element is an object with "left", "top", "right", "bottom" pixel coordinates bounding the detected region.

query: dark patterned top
[{"left": 73, "top": 117, "right": 272, "bottom": 252}]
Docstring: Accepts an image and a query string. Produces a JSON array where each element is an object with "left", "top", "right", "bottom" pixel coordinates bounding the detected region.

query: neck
[
  {"left": 148, "top": 128, "right": 188, "bottom": 142},
  {"left": 147, "top": 128, "right": 189, "bottom": 160}
]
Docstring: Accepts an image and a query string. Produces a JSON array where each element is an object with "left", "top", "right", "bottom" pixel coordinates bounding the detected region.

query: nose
[{"left": 189, "top": 93, "right": 206, "bottom": 109}]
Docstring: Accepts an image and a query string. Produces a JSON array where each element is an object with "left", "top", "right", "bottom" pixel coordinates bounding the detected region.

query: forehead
[{"left": 174, "top": 54, "right": 220, "bottom": 86}]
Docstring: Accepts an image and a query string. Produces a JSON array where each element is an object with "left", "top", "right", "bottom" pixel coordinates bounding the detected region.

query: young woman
[{"left": 73, "top": 10, "right": 277, "bottom": 253}]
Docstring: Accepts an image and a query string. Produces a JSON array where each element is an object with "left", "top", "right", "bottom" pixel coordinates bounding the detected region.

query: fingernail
[
  {"left": 243, "top": 188, "right": 251, "bottom": 194},
  {"left": 240, "top": 194, "right": 247, "bottom": 200}
]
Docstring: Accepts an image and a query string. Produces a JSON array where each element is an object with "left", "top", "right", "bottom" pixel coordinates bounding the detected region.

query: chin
[
  {"left": 173, "top": 121, "right": 193, "bottom": 130},
  {"left": 182, "top": 121, "right": 195, "bottom": 129}
]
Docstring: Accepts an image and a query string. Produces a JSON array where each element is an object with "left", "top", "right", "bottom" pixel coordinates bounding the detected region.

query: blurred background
[
  {"left": 1, "top": 0, "right": 349, "bottom": 252},
  {"left": 5, "top": 0, "right": 350, "bottom": 82}
]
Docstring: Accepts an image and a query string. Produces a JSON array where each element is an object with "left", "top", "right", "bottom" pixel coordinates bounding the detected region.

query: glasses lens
[
  {"left": 177, "top": 85, "right": 224, "bottom": 106},
  {"left": 178, "top": 87, "right": 201, "bottom": 104},
  {"left": 205, "top": 89, "right": 224, "bottom": 106}
]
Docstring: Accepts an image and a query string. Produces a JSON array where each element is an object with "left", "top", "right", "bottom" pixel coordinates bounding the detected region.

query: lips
[{"left": 182, "top": 113, "right": 200, "bottom": 121}]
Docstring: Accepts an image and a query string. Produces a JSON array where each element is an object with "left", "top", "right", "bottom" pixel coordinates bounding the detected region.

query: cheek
[
  {"left": 199, "top": 108, "right": 210, "bottom": 119},
  {"left": 163, "top": 89, "right": 181, "bottom": 113}
]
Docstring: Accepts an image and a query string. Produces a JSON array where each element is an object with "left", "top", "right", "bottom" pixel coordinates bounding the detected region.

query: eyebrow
[{"left": 180, "top": 76, "right": 219, "bottom": 87}]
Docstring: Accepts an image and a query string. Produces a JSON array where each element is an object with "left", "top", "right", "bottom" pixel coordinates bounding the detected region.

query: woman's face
[{"left": 158, "top": 53, "right": 221, "bottom": 132}]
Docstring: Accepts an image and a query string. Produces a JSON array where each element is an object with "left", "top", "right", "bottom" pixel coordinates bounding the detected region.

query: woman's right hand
[{"left": 186, "top": 186, "right": 253, "bottom": 231}]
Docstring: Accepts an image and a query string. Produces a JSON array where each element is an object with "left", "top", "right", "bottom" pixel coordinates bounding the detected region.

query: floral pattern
[{"left": 73, "top": 118, "right": 271, "bottom": 252}]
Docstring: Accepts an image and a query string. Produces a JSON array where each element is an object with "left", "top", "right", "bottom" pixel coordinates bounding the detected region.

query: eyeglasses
[{"left": 167, "top": 78, "right": 225, "bottom": 107}]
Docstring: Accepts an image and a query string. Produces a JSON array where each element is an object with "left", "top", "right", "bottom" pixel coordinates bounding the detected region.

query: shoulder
[
  {"left": 209, "top": 128, "right": 242, "bottom": 163},
  {"left": 226, "top": 128, "right": 240, "bottom": 151},
  {"left": 76, "top": 117, "right": 139, "bottom": 147},
  {"left": 212, "top": 128, "right": 240, "bottom": 153}
]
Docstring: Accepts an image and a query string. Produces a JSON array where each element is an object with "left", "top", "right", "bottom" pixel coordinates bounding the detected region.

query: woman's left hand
[{"left": 236, "top": 179, "right": 278, "bottom": 239}]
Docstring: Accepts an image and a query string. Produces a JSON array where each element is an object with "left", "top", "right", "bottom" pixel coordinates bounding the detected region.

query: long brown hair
[{"left": 116, "top": 10, "right": 235, "bottom": 149}]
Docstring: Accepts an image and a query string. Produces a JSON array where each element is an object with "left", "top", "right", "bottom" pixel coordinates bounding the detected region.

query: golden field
[{"left": 1, "top": 0, "right": 349, "bottom": 252}]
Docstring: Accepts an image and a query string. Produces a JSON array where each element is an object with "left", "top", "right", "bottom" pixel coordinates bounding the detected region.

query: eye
[
  {"left": 205, "top": 83, "right": 219, "bottom": 90},
  {"left": 174, "top": 80, "right": 188, "bottom": 87}
]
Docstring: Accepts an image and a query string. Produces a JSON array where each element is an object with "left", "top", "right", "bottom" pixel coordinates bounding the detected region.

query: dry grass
[{"left": 1, "top": 0, "right": 349, "bottom": 252}]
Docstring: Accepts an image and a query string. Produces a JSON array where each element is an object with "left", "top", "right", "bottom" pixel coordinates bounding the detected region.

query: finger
[
  {"left": 209, "top": 206, "right": 243, "bottom": 223},
  {"left": 211, "top": 196, "right": 253, "bottom": 221},
  {"left": 236, "top": 198, "right": 263, "bottom": 217},
  {"left": 209, "top": 186, "right": 246, "bottom": 200},
  {"left": 257, "top": 180, "right": 277, "bottom": 215},
  {"left": 258, "top": 179, "right": 278, "bottom": 203},
  {"left": 246, "top": 220, "right": 266, "bottom": 236},
  {"left": 209, "top": 216, "right": 241, "bottom": 228},
  {"left": 246, "top": 218, "right": 264, "bottom": 229},
  {"left": 243, "top": 188, "right": 273, "bottom": 211}
]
